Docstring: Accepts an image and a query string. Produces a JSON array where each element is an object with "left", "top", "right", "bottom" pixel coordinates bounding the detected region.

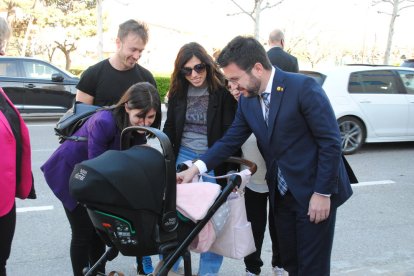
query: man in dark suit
[
  {"left": 177, "top": 36, "right": 353, "bottom": 275},
  {"left": 242, "top": 28, "right": 299, "bottom": 276},
  {"left": 267, "top": 29, "right": 299, "bottom": 73}
]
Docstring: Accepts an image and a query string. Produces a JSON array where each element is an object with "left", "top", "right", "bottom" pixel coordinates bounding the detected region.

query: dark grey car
[
  {"left": 401, "top": 59, "right": 414, "bottom": 68},
  {"left": 0, "top": 56, "right": 79, "bottom": 114}
]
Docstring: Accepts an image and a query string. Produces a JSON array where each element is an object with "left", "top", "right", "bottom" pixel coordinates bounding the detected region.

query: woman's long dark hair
[
  {"left": 168, "top": 42, "right": 226, "bottom": 99},
  {"left": 112, "top": 82, "right": 161, "bottom": 133}
]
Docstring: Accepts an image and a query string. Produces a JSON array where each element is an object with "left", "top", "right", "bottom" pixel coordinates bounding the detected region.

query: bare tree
[
  {"left": 227, "top": 0, "right": 284, "bottom": 39},
  {"left": 96, "top": 0, "right": 103, "bottom": 60},
  {"left": 373, "top": 0, "right": 414, "bottom": 64}
]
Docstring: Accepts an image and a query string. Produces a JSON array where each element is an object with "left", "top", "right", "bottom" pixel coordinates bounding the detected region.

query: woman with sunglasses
[
  {"left": 163, "top": 42, "right": 237, "bottom": 275},
  {"left": 41, "top": 82, "right": 161, "bottom": 276}
]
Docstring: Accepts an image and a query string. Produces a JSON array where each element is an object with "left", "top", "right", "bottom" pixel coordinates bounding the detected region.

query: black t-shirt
[{"left": 76, "top": 59, "right": 157, "bottom": 106}]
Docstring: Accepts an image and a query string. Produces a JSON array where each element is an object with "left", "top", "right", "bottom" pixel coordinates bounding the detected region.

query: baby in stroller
[{"left": 69, "top": 126, "right": 256, "bottom": 276}]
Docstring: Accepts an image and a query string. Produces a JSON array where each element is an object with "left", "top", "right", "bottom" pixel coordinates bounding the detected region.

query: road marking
[
  {"left": 32, "top": 148, "right": 57, "bottom": 152},
  {"left": 17, "top": 205, "right": 54, "bottom": 213},
  {"left": 27, "top": 124, "right": 55, "bottom": 127},
  {"left": 353, "top": 180, "right": 395, "bottom": 186}
]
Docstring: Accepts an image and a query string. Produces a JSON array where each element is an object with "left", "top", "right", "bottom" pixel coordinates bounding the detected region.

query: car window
[
  {"left": 299, "top": 71, "right": 326, "bottom": 86},
  {"left": 0, "top": 60, "right": 19, "bottom": 77},
  {"left": 348, "top": 70, "right": 399, "bottom": 94},
  {"left": 401, "top": 60, "right": 414, "bottom": 68},
  {"left": 22, "top": 61, "right": 60, "bottom": 79},
  {"left": 397, "top": 70, "right": 414, "bottom": 95}
]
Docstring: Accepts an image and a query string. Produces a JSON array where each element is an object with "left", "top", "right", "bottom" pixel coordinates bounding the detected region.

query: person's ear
[
  {"left": 252, "top": 62, "right": 264, "bottom": 75},
  {"left": 115, "top": 37, "right": 122, "bottom": 50},
  {"left": 124, "top": 103, "right": 130, "bottom": 113}
]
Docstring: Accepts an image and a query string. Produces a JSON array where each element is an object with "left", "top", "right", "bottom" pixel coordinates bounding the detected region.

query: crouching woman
[{"left": 41, "top": 82, "right": 161, "bottom": 276}]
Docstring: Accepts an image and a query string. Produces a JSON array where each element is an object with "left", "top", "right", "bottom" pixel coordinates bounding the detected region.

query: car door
[
  {"left": 348, "top": 70, "right": 409, "bottom": 137},
  {"left": 396, "top": 70, "right": 414, "bottom": 135},
  {"left": 21, "top": 60, "right": 75, "bottom": 113},
  {"left": 0, "top": 59, "right": 25, "bottom": 111}
]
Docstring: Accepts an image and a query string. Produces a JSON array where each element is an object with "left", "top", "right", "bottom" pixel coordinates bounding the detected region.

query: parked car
[
  {"left": 301, "top": 65, "right": 414, "bottom": 154},
  {"left": 401, "top": 59, "right": 414, "bottom": 68},
  {"left": 0, "top": 56, "right": 79, "bottom": 114}
]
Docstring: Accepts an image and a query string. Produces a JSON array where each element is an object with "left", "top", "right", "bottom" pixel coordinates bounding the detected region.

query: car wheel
[{"left": 337, "top": 116, "right": 366, "bottom": 155}]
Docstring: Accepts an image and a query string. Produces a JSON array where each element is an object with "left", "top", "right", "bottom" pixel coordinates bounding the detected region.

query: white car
[{"left": 301, "top": 65, "right": 414, "bottom": 154}]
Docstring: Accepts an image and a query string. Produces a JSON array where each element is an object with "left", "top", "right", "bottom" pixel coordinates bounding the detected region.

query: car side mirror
[{"left": 52, "top": 73, "right": 64, "bottom": 82}]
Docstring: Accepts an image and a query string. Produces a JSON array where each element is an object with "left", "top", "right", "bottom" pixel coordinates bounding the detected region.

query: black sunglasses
[{"left": 180, "top": 63, "right": 207, "bottom": 76}]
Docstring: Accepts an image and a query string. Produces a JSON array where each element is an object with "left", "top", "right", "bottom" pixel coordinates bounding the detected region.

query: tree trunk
[
  {"left": 22, "top": 17, "right": 34, "bottom": 56},
  {"left": 96, "top": 0, "right": 104, "bottom": 61},
  {"left": 384, "top": 0, "right": 399, "bottom": 64},
  {"left": 253, "top": 0, "right": 262, "bottom": 39},
  {"left": 65, "top": 51, "right": 71, "bottom": 71}
]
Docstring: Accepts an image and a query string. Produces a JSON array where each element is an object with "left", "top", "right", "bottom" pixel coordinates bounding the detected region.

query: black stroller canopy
[{"left": 70, "top": 145, "right": 166, "bottom": 213}]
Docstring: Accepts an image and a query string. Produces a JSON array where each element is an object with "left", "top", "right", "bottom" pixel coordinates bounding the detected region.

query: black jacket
[
  {"left": 267, "top": 47, "right": 299, "bottom": 73},
  {"left": 163, "top": 86, "right": 238, "bottom": 185}
]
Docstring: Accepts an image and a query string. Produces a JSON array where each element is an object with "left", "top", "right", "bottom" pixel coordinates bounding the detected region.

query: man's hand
[
  {"left": 176, "top": 165, "right": 200, "bottom": 184},
  {"left": 308, "top": 193, "right": 331, "bottom": 224}
]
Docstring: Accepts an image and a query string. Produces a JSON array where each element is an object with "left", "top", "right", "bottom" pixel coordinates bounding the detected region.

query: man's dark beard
[{"left": 244, "top": 74, "right": 261, "bottom": 98}]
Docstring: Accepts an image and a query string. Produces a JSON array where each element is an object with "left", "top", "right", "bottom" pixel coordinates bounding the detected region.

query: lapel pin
[{"left": 276, "top": 86, "right": 284, "bottom": 92}]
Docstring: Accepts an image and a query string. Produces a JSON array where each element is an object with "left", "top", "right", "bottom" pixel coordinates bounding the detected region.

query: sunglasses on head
[{"left": 180, "top": 63, "right": 207, "bottom": 76}]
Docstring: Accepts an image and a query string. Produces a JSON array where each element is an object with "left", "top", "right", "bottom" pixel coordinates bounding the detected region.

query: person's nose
[
  {"left": 228, "top": 81, "right": 239, "bottom": 91},
  {"left": 133, "top": 51, "right": 141, "bottom": 60},
  {"left": 144, "top": 118, "right": 154, "bottom": 126},
  {"left": 191, "top": 69, "right": 199, "bottom": 77}
]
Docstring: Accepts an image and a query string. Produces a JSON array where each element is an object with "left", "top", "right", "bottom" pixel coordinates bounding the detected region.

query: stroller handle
[
  {"left": 121, "top": 126, "right": 178, "bottom": 233},
  {"left": 177, "top": 156, "right": 257, "bottom": 175},
  {"left": 226, "top": 156, "right": 257, "bottom": 175}
]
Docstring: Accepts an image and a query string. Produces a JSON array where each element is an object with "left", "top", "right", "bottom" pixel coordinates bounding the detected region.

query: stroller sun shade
[{"left": 70, "top": 145, "right": 165, "bottom": 214}]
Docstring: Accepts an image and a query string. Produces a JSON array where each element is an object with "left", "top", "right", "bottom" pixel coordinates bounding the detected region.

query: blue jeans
[{"left": 176, "top": 146, "right": 223, "bottom": 276}]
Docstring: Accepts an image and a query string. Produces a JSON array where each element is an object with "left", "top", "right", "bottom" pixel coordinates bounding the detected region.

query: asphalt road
[{"left": 7, "top": 114, "right": 414, "bottom": 276}]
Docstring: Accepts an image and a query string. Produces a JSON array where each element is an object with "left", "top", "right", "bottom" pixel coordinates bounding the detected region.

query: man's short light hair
[
  {"left": 269, "top": 29, "right": 285, "bottom": 43},
  {"left": 118, "top": 19, "right": 149, "bottom": 44}
]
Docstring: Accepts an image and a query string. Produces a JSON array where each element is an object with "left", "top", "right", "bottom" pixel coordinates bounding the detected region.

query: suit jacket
[
  {"left": 163, "top": 86, "right": 237, "bottom": 184},
  {"left": 0, "top": 88, "right": 32, "bottom": 216},
  {"left": 201, "top": 68, "right": 353, "bottom": 209},
  {"left": 41, "top": 110, "right": 132, "bottom": 211},
  {"left": 267, "top": 47, "right": 299, "bottom": 73}
]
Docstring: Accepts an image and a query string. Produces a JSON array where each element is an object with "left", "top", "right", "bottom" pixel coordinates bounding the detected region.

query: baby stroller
[{"left": 69, "top": 126, "right": 256, "bottom": 276}]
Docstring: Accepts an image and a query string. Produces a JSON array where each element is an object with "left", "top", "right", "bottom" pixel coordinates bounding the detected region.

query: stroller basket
[{"left": 69, "top": 126, "right": 256, "bottom": 276}]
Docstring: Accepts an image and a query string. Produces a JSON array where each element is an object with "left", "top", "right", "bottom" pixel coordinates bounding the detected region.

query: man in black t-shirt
[
  {"left": 76, "top": 19, "right": 156, "bottom": 106},
  {"left": 75, "top": 19, "right": 156, "bottom": 276}
]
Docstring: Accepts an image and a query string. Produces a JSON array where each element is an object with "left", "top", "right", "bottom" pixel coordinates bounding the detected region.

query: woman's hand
[{"left": 176, "top": 165, "right": 200, "bottom": 184}]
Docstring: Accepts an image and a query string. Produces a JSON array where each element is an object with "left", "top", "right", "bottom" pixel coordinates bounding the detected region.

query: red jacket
[{"left": 0, "top": 88, "right": 32, "bottom": 216}]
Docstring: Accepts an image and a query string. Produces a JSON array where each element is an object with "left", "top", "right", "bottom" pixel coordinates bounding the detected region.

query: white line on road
[
  {"left": 353, "top": 180, "right": 395, "bottom": 186},
  {"left": 27, "top": 124, "right": 55, "bottom": 127},
  {"left": 16, "top": 205, "right": 54, "bottom": 213},
  {"left": 32, "top": 148, "right": 57, "bottom": 152}
]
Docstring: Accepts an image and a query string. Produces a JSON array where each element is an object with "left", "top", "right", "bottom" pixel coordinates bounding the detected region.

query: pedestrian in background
[
  {"left": 227, "top": 86, "right": 278, "bottom": 276},
  {"left": 267, "top": 29, "right": 299, "bottom": 73}
]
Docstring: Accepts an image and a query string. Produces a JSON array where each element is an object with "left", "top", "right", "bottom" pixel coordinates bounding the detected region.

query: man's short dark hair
[
  {"left": 118, "top": 19, "right": 149, "bottom": 44},
  {"left": 217, "top": 36, "right": 272, "bottom": 71}
]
